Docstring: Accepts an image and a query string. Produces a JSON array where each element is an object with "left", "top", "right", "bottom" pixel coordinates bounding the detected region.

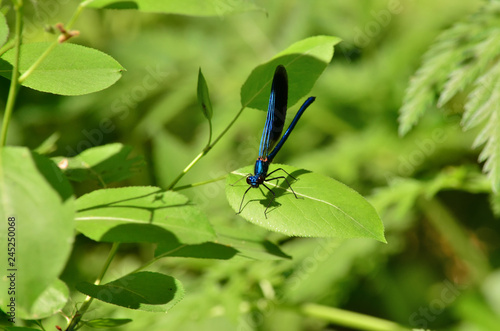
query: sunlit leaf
[
  {"left": 0, "top": 42, "right": 124, "bottom": 95},
  {"left": 226, "top": 164, "right": 385, "bottom": 242},
  {"left": 0, "top": 147, "right": 74, "bottom": 316},
  {"left": 76, "top": 186, "right": 216, "bottom": 244},
  {"left": 241, "top": 36, "right": 341, "bottom": 111}
]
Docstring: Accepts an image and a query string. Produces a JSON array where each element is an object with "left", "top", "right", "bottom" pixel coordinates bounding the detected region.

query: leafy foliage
[
  {"left": 2, "top": 1, "right": 500, "bottom": 331},
  {"left": 398, "top": 2, "right": 500, "bottom": 192}
]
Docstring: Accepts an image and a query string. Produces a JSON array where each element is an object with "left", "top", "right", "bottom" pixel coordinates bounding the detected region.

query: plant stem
[
  {"left": 419, "top": 197, "right": 490, "bottom": 283},
  {"left": 0, "top": 0, "right": 23, "bottom": 147},
  {"left": 167, "top": 106, "right": 245, "bottom": 189},
  {"left": 65, "top": 243, "right": 120, "bottom": 331},
  {"left": 301, "top": 303, "right": 410, "bottom": 331},
  {"left": 173, "top": 174, "right": 227, "bottom": 191}
]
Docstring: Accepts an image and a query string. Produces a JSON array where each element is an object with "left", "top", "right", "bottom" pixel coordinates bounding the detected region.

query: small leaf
[
  {"left": 197, "top": 68, "right": 213, "bottom": 120},
  {"left": 85, "top": 0, "right": 264, "bottom": 17},
  {"left": 52, "top": 143, "right": 144, "bottom": 186},
  {"left": 0, "top": 147, "right": 74, "bottom": 316},
  {"left": 82, "top": 318, "right": 132, "bottom": 328},
  {"left": 241, "top": 36, "right": 341, "bottom": 111},
  {"left": 0, "top": 42, "right": 124, "bottom": 95},
  {"left": 76, "top": 186, "right": 216, "bottom": 244},
  {"left": 34, "top": 132, "right": 60, "bottom": 155},
  {"left": 76, "top": 271, "right": 184, "bottom": 312},
  {"left": 226, "top": 164, "right": 385, "bottom": 242},
  {"left": 0, "top": 12, "right": 8, "bottom": 48}
]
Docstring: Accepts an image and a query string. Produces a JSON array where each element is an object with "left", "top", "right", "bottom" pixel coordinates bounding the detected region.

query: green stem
[
  {"left": 301, "top": 303, "right": 410, "bottom": 331},
  {"left": 18, "top": 41, "right": 57, "bottom": 83},
  {"left": 167, "top": 106, "right": 245, "bottom": 190},
  {"left": 173, "top": 174, "right": 227, "bottom": 191},
  {"left": 18, "top": 0, "right": 87, "bottom": 84},
  {"left": 419, "top": 197, "right": 490, "bottom": 283},
  {"left": 65, "top": 243, "right": 120, "bottom": 331},
  {"left": 0, "top": 1, "right": 23, "bottom": 147}
]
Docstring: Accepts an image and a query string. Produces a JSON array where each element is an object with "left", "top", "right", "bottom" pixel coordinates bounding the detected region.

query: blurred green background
[{"left": 3, "top": 0, "right": 500, "bottom": 330}]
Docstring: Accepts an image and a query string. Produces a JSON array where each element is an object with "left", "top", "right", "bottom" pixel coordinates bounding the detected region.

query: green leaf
[
  {"left": 52, "top": 143, "right": 144, "bottom": 186},
  {"left": 82, "top": 318, "right": 133, "bottom": 328},
  {"left": 215, "top": 226, "right": 291, "bottom": 260},
  {"left": 85, "top": 0, "right": 264, "bottom": 17},
  {"left": 76, "top": 271, "right": 184, "bottom": 312},
  {"left": 0, "top": 147, "right": 74, "bottom": 316},
  {"left": 18, "top": 279, "right": 69, "bottom": 320},
  {"left": 197, "top": 68, "right": 213, "bottom": 120},
  {"left": 0, "top": 12, "right": 8, "bottom": 48},
  {"left": 0, "top": 42, "right": 124, "bottom": 95},
  {"left": 155, "top": 242, "right": 238, "bottom": 260},
  {"left": 76, "top": 186, "right": 216, "bottom": 244},
  {"left": 241, "top": 36, "right": 341, "bottom": 111},
  {"left": 226, "top": 164, "right": 385, "bottom": 242}
]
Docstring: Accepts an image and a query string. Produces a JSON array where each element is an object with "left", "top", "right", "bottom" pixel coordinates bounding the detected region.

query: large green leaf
[
  {"left": 76, "top": 186, "right": 216, "bottom": 244},
  {"left": 85, "top": 0, "right": 263, "bottom": 16},
  {"left": 0, "top": 147, "right": 74, "bottom": 316},
  {"left": 226, "top": 164, "right": 385, "bottom": 242},
  {"left": 0, "top": 42, "right": 123, "bottom": 95},
  {"left": 76, "top": 271, "right": 184, "bottom": 312},
  {"left": 241, "top": 36, "right": 341, "bottom": 111}
]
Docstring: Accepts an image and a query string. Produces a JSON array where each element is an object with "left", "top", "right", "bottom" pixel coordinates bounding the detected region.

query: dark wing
[{"left": 258, "top": 65, "right": 288, "bottom": 158}]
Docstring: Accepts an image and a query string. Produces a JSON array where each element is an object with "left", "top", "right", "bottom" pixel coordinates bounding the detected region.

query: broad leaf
[
  {"left": 85, "top": 0, "right": 263, "bottom": 17},
  {"left": 226, "top": 164, "right": 385, "bottom": 242},
  {"left": 0, "top": 147, "right": 74, "bottom": 316},
  {"left": 241, "top": 36, "right": 341, "bottom": 111},
  {"left": 0, "top": 42, "right": 123, "bottom": 95},
  {"left": 76, "top": 186, "right": 216, "bottom": 244},
  {"left": 52, "top": 143, "right": 143, "bottom": 186},
  {"left": 76, "top": 271, "right": 184, "bottom": 312}
]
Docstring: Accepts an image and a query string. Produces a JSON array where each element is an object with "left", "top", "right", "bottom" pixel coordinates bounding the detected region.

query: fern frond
[
  {"left": 398, "top": 21, "right": 475, "bottom": 135},
  {"left": 399, "top": 2, "right": 500, "bottom": 192},
  {"left": 398, "top": 46, "right": 465, "bottom": 135}
]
